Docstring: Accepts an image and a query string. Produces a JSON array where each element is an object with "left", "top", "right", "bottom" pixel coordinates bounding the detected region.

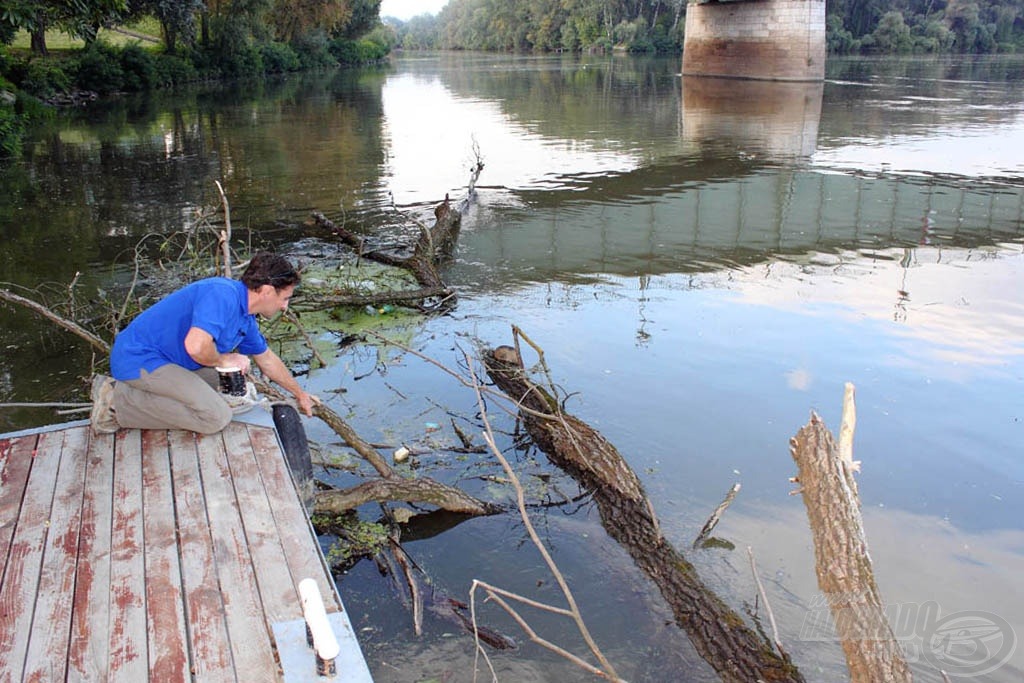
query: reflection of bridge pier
[
  {"left": 681, "top": 77, "right": 823, "bottom": 158},
  {"left": 683, "top": 0, "right": 826, "bottom": 81}
]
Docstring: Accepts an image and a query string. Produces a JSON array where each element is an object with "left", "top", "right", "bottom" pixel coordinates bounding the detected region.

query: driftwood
[
  {"left": 251, "top": 376, "right": 497, "bottom": 518},
  {"left": 483, "top": 345, "right": 803, "bottom": 683},
  {"left": 312, "top": 477, "right": 495, "bottom": 517},
  {"left": 293, "top": 286, "right": 452, "bottom": 311},
  {"left": 311, "top": 197, "right": 458, "bottom": 301},
  {"left": 789, "top": 389, "right": 912, "bottom": 683}
]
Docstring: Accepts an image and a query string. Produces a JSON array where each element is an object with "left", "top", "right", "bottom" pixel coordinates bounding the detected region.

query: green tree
[
  {"left": 131, "top": 0, "right": 204, "bottom": 53},
  {"left": 267, "top": 0, "right": 353, "bottom": 42},
  {"left": 872, "top": 10, "right": 913, "bottom": 51},
  {"left": 946, "top": 0, "right": 996, "bottom": 50}
]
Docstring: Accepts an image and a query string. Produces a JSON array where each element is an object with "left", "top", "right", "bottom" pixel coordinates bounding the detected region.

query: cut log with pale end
[{"left": 790, "top": 410, "right": 912, "bottom": 683}]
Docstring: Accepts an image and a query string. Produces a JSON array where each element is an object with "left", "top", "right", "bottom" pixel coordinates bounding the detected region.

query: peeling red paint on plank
[
  {"left": 141, "top": 430, "right": 189, "bottom": 683},
  {"left": 108, "top": 429, "right": 148, "bottom": 679},
  {"left": 23, "top": 427, "right": 90, "bottom": 682},
  {"left": 1, "top": 420, "right": 347, "bottom": 683},
  {"left": 248, "top": 426, "right": 340, "bottom": 612},
  {"left": 0, "top": 429, "right": 63, "bottom": 681},
  {"left": 0, "top": 435, "right": 38, "bottom": 584},
  {"left": 168, "top": 429, "right": 235, "bottom": 678},
  {"left": 195, "top": 430, "right": 280, "bottom": 682},
  {"left": 68, "top": 431, "right": 116, "bottom": 680}
]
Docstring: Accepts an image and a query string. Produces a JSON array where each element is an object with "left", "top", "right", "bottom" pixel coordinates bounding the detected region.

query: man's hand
[
  {"left": 253, "top": 348, "right": 317, "bottom": 417},
  {"left": 221, "top": 352, "right": 252, "bottom": 373},
  {"left": 294, "top": 390, "right": 317, "bottom": 417},
  {"left": 184, "top": 327, "right": 251, "bottom": 372}
]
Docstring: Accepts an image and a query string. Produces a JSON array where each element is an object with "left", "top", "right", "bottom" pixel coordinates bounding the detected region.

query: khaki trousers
[{"left": 113, "top": 365, "right": 232, "bottom": 434}]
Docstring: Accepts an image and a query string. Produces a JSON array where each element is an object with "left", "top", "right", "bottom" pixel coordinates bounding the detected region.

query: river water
[{"left": 1, "top": 53, "right": 1023, "bottom": 681}]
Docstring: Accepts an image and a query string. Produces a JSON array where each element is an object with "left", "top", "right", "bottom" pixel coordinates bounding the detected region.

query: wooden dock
[{"left": 0, "top": 418, "right": 373, "bottom": 682}]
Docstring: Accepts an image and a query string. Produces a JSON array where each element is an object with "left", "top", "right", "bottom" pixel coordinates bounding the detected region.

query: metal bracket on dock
[{"left": 272, "top": 581, "right": 374, "bottom": 682}]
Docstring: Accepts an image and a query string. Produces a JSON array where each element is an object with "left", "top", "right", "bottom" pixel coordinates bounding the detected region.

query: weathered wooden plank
[
  {"left": 220, "top": 423, "right": 302, "bottom": 624},
  {"left": 0, "top": 430, "right": 62, "bottom": 680},
  {"left": 67, "top": 431, "right": 116, "bottom": 682},
  {"left": 108, "top": 429, "right": 149, "bottom": 679},
  {"left": 194, "top": 431, "right": 279, "bottom": 683},
  {"left": 167, "top": 429, "right": 235, "bottom": 681},
  {"left": 247, "top": 426, "right": 339, "bottom": 612},
  {"left": 0, "top": 434, "right": 37, "bottom": 583},
  {"left": 23, "top": 426, "right": 90, "bottom": 682},
  {"left": 141, "top": 430, "right": 190, "bottom": 683}
]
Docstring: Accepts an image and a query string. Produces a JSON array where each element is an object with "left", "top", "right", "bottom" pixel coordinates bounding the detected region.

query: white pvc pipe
[{"left": 299, "top": 578, "right": 341, "bottom": 662}]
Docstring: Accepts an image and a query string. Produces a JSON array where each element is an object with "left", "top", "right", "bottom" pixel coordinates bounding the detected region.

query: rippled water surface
[{"left": 1, "top": 53, "right": 1023, "bottom": 681}]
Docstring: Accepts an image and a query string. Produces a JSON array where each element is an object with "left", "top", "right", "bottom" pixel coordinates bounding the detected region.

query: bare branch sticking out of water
[
  {"left": 0, "top": 287, "right": 111, "bottom": 355},
  {"left": 465, "top": 347, "right": 623, "bottom": 682},
  {"left": 748, "top": 546, "right": 786, "bottom": 660},
  {"left": 214, "top": 180, "right": 232, "bottom": 278},
  {"left": 693, "top": 482, "right": 741, "bottom": 549}
]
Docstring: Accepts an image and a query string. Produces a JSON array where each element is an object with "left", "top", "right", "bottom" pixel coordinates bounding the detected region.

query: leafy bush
[
  {"left": 293, "top": 31, "right": 337, "bottom": 70},
  {"left": 120, "top": 43, "right": 157, "bottom": 91},
  {"left": 212, "top": 18, "right": 264, "bottom": 79},
  {"left": 827, "top": 14, "right": 861, "bottom": 53},
  {"left": 0, "top": 102, "right": 23, "bottom": 157},
  {"left": 329, "top": 37, "right": 388, "bottom": 65},
  {"left": 0, "top": 20, "right": 16, "bottom": 46},
  {"left": 260, "top": 41, "right": 300, "bottom": 73},
  {"left": 19, "top": 59, "right": 72, "bottom": 98},
  {"left": 627, "top": 38, "right": 656, "bottom": 54},
  {"left": 152, "top": 53, "right": 197, "bottom": 87},
  {"left": 76, "top": 43, "right": 124, "bottom": 94}
]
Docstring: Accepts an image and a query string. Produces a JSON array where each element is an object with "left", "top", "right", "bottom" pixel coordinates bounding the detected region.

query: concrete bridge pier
[{"left": 683, "top": 0, "right": 826, "bottom": 81}]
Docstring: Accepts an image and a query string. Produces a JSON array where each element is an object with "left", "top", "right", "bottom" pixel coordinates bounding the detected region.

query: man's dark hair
[{"left": 241, "top": 252, "right": 301, "bottom": 291}]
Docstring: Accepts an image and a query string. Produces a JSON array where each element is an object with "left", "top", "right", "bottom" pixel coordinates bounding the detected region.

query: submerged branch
[
  {"left": 693, "top": 482, "right": 741, "bottom": 549},
  {"left": 469, "top": 348, "right": 622, "bottom": 682},
  {"left": 483, "top": 340, "right": 803, "bottom": 683}
]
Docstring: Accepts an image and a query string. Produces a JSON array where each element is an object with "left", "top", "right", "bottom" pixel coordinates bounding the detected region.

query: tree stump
[{"left": 790, "top": 411, "right": 912, "bottom": 683}]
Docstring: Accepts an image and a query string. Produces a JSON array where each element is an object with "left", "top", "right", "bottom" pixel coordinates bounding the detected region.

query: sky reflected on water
[{"left": 381, "top": 73, "right": 647, "bottom": 204}]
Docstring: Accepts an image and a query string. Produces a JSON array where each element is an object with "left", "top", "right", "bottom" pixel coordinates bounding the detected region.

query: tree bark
[
  {"left": 31, "top": 26, "right": 48, "bottom": 56},
  {"left": 314, "top": 477, "right": 496, "bottom": 517},
  {"left": 294, "top": 286, "right": 452, "bottom": 311},
  {"left": 483, "top": 346, "right": 803, "bottom": 683},
  {"left": 790, "top": 413, "right": 912, "bottom": 683}
]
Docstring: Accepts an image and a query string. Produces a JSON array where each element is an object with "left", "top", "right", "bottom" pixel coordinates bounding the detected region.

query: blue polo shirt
[{"left": 110, "top": 278, "right": 268, "bottom": 381}]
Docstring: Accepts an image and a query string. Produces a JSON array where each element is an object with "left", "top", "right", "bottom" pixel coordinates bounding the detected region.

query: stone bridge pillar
[{"left": 683, "top": 0, "right": 826, "bottom": 81}]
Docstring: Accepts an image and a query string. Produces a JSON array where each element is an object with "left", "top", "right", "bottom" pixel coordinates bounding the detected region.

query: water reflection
[
  {"left": 455, "top": 168, "right": 1024, "bottom": 284},
  {"left": 680, "top": 77, "right": 823, "bottom": 158},
  {"left": 705, "top": 244, "right": 1024, "bottom": 371},
  {"left": 2, "top": 53, "right": 1024, "bottom": 680}
]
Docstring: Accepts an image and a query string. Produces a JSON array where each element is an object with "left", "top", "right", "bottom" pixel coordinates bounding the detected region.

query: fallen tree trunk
[
  {"left": 292, "top": 286, "right": 452, "bottom": 311},
  {"left": 313, "top": 477, "right": 496, "bottom": 516},
  {"left": 310, "top": 195, "right": 459, "bottom": 297},
  {"left": 790, "top": 400, "right": 912, "bottom": 683},
  {"left": 251, "top": 376, "right": 497, "bottom": 518},
  {"left": 483, "top": 345, "right": 803, "bottom": 683}
]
